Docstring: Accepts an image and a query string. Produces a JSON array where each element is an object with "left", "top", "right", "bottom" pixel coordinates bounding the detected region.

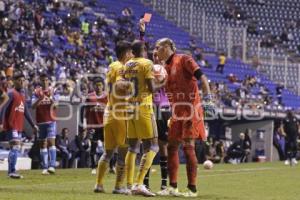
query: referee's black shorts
[
  {"left": 154, "top": 105, "right": 171, "bottom": 142},
  {"left": 92, "top": 128, "right": 104, "bottom": 142},
  {"left": 286, "top": 136, "right": 298, "bottom": 152}
]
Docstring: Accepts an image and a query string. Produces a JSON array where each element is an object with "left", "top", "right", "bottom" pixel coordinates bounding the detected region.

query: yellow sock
[
  {"left": 125, "top": 151, "right": 136, "bottom": 188},
  {"left": 115, "top": 164, "right": 126, "bottom": 189},
  {"left": 96, "top": 160, "right": 109, "bottom": 186},
  {"left": 135, "top": 150, "right": 157, "bottom": 185}
]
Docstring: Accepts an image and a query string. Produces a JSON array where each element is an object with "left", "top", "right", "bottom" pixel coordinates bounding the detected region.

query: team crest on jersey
[{"left": 15, "top": 101, "right": 25, "bottom": 112}]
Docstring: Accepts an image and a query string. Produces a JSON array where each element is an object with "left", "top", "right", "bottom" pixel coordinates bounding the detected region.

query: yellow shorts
[
  {"left": 127, "top": 112, "right": 158, "bottom": 139},
  {"left": 104, "top": 112, "right": 127, "bottom": 150}
]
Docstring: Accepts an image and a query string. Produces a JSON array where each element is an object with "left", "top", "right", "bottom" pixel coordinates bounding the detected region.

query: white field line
[
  {"left": 0, "top": 166, "right": 296, "bottom": 189},
  {"left": 200, "top": 167, "right": 280, "bottom": 178},
  {"left": 200, "top": 167, "right": 275, "bottom": 173}
]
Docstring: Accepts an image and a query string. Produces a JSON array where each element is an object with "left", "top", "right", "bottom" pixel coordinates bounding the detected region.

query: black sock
[
  {"left": 143, "top": 168, "right": 150, "bottom": 188},
  {"left": 110, "top": 153, "right": 117, "bottom": 169},
  {"left": 170, "top": 182, "right": 177, "bottom": 189},
  {"left": 160, "top": 156, "right": 168, "bottom": 189},
  {"left": 188, "top": 184, "right": 197, "bottom": 193},
  {"left": 293, "top": 151, "right": 297, "bottom": 159},
  {"left": 287, "top": 152, "right": 292, "bottom": 160}
]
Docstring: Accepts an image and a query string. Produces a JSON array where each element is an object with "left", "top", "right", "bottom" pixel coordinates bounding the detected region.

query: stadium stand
[
  {"left": 0, "top": 0, "right": 299, "bottom": 110},
  {"left": 140, "top": 0, "right": 300, "bottom": 109},
  {"left": 0, "top": 0, "right": 298, "bottom": 172}
]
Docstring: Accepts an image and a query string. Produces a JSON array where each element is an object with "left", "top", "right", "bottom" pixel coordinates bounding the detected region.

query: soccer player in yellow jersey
[
  {"left": 216, "top": 52, "right": 226, "bottom": 74},
  {"left": 124, "top": 40, "right": 163, "bottom": 196},
  {"left": 94, "top": 41, "right": 133, "bottom": 194}
]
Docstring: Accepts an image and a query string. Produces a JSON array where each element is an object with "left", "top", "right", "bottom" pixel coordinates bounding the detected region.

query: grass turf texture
[{"left": 0, "top": 162, "right": 299, "bottom": 200}]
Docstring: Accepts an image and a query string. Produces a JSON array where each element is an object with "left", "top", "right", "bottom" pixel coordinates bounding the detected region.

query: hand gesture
[
  {"left": 33, "top": 125, "right": 39, "bottom": 137},
  {"left": 139, "top": 18, "right": 145, "bottom": 32}
]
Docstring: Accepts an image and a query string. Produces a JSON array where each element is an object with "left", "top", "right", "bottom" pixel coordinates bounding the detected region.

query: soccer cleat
[
  {"left": 131, "top": 184, "right": 156, "bottom": 197},
  {"left": 91, "top": 169, "right": 97, "bottom": 175},
  {"left": 8, "top": 173, "right": 24, "bottom": 179},
  {"left": 42, "top": 169, "right": 50, "bottom": 175},
  {"left": 124, "top": 186, "right": 134, "bottom": 195},
  {"left": 124, "top": 188, "right": 132, "bottom": 195},
  {"left": 112, "top": 187, "right": 130, "bottom": 195},
  {"left": 284, "top": 160, "right": 290, "bottom": 165},
  {"left": 156, "top": 188, "right": 171, "bottom": 196},
  {"left": 94, "top": 185, "right": 105, "bottom": 193},
  {"left": 181, "top": 188, "right": 198, "bottom": 198},
  {"left": 48, "top": 167, "right": 55, "bottom": 174},
  {"left": 291, "top": 158, "right": 298, "bottom": 166},
  {"left": 229, "top": 159, "right": 238, "bottom": 165},
  {"left": 157, "top": 187, "right": 182, "bottom": 197}
]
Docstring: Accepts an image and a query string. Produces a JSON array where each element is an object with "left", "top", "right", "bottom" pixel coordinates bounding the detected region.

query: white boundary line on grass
[
  {"left": 201, "top": 167, "right": 277, "bottom": 177},
  {"left": 200, "top": 167, "right": 274, "bottom": 173},
  {"left": 0, "top": 166, "right": 296, "bottom": 189},
  {"left": 0, "top": 180, "right": 94, "bottom": 189}
]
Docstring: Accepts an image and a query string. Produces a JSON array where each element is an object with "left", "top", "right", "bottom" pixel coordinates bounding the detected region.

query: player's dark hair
[
  {"left": 115, "top": 40, "right": 131, "bottom": 60},
  {"left": 131, "top": 40, "right": 145, "bottom": 58},
  {"left": 40, "top": 73, "right": 50, "bottom": 79},
  {"left": 93, "top": 77, "right": 104, "bottom": 86},
  {"left": 286, "top": 110, "right": 294, "bottom": 118},
  {"left": 62, "top": 128, "right": 69, "bottom": 134},
  {"left": 13, "top": 70, "right": 25, "bottom": 80}
]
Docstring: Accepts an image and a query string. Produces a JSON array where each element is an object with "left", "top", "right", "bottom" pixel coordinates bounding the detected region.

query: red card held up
[{"left": 143, "top": 13, "right": 152, "bottom": 23}]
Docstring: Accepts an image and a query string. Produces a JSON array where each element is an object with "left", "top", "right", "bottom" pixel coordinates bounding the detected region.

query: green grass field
[{"left": 0, "top": 162, "right": 299, "bottom": 200}]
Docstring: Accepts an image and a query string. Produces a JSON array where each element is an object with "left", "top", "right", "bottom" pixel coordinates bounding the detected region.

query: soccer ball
[
  {"left": 153, "top": 64, "right": 167, "bottom": 83},
  {"left": 203, "top": 160, "right": 213, "bottom": 170}
]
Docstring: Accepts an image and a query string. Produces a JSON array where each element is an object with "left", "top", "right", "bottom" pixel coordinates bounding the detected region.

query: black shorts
[
  {"left": 90, "top": 127, "right": 104, "bottom": 154},
  {"left": 91, "top": 127, "right": 104, "bottom": 142},
  {"left": 155, "top": 106, "right": 171, "bottom": 142},
  {"left": 286, "top": 136, "right": 298, "bottom": 152}
]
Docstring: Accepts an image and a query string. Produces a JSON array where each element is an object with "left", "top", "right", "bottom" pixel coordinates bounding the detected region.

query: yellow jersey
[
  {"left": 104, "top": 61, "right": 127, "bottom": 148},
  {"left": 124, "top": 57, "right": 154, "bottom": 107},
  {"left": 106, "top": 61, "right": 125, "bottom": 107},
  {"left": 219, "top": 55, "right": 226, "bottom": 65}
]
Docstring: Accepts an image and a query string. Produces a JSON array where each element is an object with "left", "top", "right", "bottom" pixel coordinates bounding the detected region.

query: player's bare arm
[
  {"left": 146, "top": 78, "right": 165, "bottom": 93},
  {"left": 199, "top": 74, "right": 211, "bottom": 97},
  {"left": 0, "top": 91, "right": 9, "bottom": 111}
]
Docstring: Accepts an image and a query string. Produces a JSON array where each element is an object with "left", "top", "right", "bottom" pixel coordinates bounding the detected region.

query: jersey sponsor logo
[
  {"left": 125, "top": 69, "right": 138, "bottom": 74},
  {"left": 15, "top": 101, "right": 25, "bottom": 113},
  {"left": 39, "top": 96, "right": 52, "bottom": 105},
  {"left": 91, "top": 102, "right": 106, "bottom": 112},
  {"left": 126, "top": 62, "right": 137, "bottom": 68}
]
